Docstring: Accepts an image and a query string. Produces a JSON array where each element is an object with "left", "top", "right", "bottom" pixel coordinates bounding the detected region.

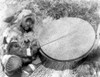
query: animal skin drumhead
[{"left": 38, "top": 17, "right": 95, "bottom": 61}]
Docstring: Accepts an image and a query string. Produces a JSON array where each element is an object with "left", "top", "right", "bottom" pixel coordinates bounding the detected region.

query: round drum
[{"left": 38, "top": 17, "right": 95, "bottom": 61}]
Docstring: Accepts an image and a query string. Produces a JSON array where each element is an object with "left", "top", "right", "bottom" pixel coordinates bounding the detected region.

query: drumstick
[{"left": 39, "top": 30, "right": 76, "bottom": 48}]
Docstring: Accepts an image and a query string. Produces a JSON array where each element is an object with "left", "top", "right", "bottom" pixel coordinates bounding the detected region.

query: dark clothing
[{"left": 8, "top": 69, "right": 22, "bottom": 77}]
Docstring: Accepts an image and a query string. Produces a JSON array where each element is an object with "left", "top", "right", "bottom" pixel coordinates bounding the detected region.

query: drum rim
[
  {"left": 38, "top": 17, "right": 97, "bottom": 62},
  {"left": 39, "top": 31, "right": 97, "bottom": 62}
]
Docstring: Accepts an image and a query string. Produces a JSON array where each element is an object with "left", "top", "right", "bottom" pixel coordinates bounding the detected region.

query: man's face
[{"left": 0, "top": 0, "right": 100, "bottom": 77}]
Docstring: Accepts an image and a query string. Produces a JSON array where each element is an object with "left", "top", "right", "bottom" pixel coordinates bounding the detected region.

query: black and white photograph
[{"left": 0, "top": 0, "right": 100, "bottom": 77}]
